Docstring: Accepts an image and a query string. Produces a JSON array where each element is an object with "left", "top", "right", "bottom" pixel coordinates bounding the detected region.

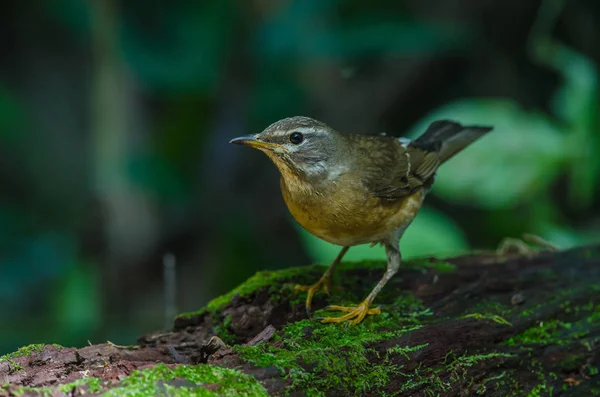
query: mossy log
[{"left": 2, "top": 245, "right": 600, "bottom": 396}]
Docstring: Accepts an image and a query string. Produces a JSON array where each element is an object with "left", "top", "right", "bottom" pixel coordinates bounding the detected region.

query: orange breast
[{"left": 280, "top": 174, "right": 424, "bottom": 247}]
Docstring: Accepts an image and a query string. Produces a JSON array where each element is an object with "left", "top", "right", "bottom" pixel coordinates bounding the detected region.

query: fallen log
[{"left": 2, "top": 245, "right": 599, "bottom": 396}]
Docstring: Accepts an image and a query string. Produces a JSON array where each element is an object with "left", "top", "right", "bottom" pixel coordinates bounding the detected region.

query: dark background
[{"left": 1, "top": 0, "right": 599, "bottom": 355}]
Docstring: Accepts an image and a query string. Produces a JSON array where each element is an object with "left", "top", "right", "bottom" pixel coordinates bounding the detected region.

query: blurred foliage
[
  {"left": 412, "top": 99, "right": 567, "bottom": 209},
  {"left": 0, "top": 0, "right": 599, "bottom": 355}
]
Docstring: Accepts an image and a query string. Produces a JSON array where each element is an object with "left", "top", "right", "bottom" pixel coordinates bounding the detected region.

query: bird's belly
[{"left": 281, "top": 181, "right": 424, "bottom": 246}]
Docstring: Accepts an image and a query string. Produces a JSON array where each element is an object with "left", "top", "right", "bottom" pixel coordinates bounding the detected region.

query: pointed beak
[
  {"left": 229, "top": 135, "right": 287, "bottom": 151},
  {"left": 229, "top": 135, "right": 262, "bottom": 147}
]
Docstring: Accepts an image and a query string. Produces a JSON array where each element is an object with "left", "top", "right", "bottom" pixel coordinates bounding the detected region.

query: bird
[{"left": 230, "top": 116, "right": 492, "bottom": 325}]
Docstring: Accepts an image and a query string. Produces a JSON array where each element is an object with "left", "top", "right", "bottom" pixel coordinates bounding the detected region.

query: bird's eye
[{"left": 289, "top": 132, "right": 304, "bottom": 145}]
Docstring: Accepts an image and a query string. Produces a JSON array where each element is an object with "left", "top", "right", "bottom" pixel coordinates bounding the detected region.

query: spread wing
[{"left": 352, "top": 136, "right": 440, "bottom": 200}]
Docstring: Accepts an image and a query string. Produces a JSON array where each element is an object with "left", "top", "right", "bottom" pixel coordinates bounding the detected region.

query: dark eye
[{"left": 289, "top": 132, "right": 304, "bottom": 145}]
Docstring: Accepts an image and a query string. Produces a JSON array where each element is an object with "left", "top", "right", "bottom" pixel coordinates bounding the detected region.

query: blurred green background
[{"left": 1, "top": 0, "right": 599, "bottom": 355}]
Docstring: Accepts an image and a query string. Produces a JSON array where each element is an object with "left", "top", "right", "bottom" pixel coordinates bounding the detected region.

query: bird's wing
[
  {"left": 354, "top": 136, "right": 441, "bottom": 200},
  {"left": 352, "top": 120, "right": 491, "bottom": 200}
]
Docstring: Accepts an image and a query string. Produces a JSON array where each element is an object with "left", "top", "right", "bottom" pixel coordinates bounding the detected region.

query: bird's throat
[
  {"left": 278, "top": 166, "right": 316, "bottom": 197},
  {"left": 265, "top": 151, "right": 318, "bottom": 189}
]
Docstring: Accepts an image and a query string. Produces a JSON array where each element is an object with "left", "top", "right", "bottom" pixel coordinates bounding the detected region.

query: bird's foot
[
  {"left": 295, "top": 275, "right": 340, "bottom": 314},
  {"left": 319, "top": 300, "right": 381, "bottom": 325}
]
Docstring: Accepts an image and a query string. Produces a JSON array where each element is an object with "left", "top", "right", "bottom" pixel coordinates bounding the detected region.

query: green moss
[
  {"left": 177, "top": 264, "right": 326, "bottom": 319},
  {"left": 523, "top": 360, "right": 556, "bottom": 397},
  {"left": 235, "top": 290, "right": 432, "bottom": 396},
  {"left": 506, "top": 319, "right": 572, "bottom": 346},
  {"left": 6, "top": 378, "right": 102, "bottom": 397},
  {"left": 508, "top": 302, "right": 600, "bottom": 348},
  {"left": 236, "top": 290, "right": 514, "bottom": 397},
  {"left": 61, "top": 378, "right": 102, "bottom": 393},
  {"left": 343, "top": 257, "right": 456, "bottom": 273},
  {"left": 214, "top": 315, "right": 236, "bottom": 345},
  {"left": 103, "top": 363, "right": 268, "bottom": 397},
  {"left": 467, "top": 299, "right": 514, "bottom": 321},
  {"left": 6, "top": 364, "right": 264, "bottom": 397},
  {"left": 177, "top": 257, "right": 457, "bottom": 322},
  {"left": 519, "top": 287, "right": 580, "bottom": 318},
  {"left": 395, "top": 352, "right": 514, "bottom": 396},
  {"left": 341, "top": 259, "right": 385, "bottom": 271},
  {"left": 3, "top": 361, "right": 23, "bottom": 373},
  {"left": 449, "top": 352, "right": 515, "bottom": 368},
  {"left": 187, "top": 260, "right": 511, "bottom": 395},
  {"left": 237, "top": 317, "right": 421, "bottom": 395},
  {"left": 476, "top": 371, "right": 506, "bottom": 395},
  {"left": 445, "top": 352, "right": 515, "bottom": 384},
  {"left": 400, "top": 353, "right": 512, "bottom": 395},
  {"left": 175, "top": 259, "right": 444, "bottom": 352},
  {"left": 170, "top": 255, "right": 597, "bottom": 395},
  {"left": 0, "top": 344, "right": 60, "bottom": 362},
  {"left": 527, "top": 383, "right": 554, "bottom": 397},
  {"left": 405, "top": 258, "right": 457, "bottom": 273},
  {"left": 462, "top": 313, "right": 512, "bottom": 326},
  {"left": 386, "top": 343, "right": 429, "bottom": 359},
  {"left": 0, "top": 344, "right": 63, "bottom": 374},
  {"left": 560, "top": 352, "right": 586, "bottom": 372}
]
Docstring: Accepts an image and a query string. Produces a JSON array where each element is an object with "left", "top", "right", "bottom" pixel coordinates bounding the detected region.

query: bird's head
[{"left": 230, "top": 116, "right": 339, "bottom": 179}]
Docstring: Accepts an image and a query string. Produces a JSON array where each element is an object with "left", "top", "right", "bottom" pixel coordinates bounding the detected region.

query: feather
[{"left": 359, "top": 120, "right": 492, "bottom": 200}]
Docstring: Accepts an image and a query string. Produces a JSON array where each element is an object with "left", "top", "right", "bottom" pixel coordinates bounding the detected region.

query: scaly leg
[
  {"left": 295, "top": 246, "right": 349, "bottom": 314},
  {"left": 321, "top": 241, "right": 401, "bottom": 325}
]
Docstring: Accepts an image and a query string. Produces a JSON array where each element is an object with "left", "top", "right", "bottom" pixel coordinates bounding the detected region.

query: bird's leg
[
  {"left": 295, "top": 246, "right": 349, "bottom": 314},
  {"left": 321, "top": 241, "right": 401, "bottom": 325}
]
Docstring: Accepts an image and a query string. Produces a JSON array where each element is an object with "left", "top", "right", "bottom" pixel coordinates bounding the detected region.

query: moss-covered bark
[{"left": 2, "top": 245, "right": 600, "bottom": 396}]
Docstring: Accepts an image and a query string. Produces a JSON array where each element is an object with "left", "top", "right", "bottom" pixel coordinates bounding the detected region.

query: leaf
[
  {"left": 297, "top": 206, "right": 469, "bottom": 264},
  {"left": 549, "top": 47, "right": 600, "bottom": 208},
  {"left": 126, "top": 150, "right": 188, "bottom": 201},
  {"left": 52, "top": 261, "right": 101, "bottom": 337},
  {"left": 257, "top": 1, "right": 465, "bottom": 60},
  {"left": 119, "top": 1, "right": 237, "bottom": 93},
  {"left": 406, "top": 99, "right": 567, "bottom": 209}
]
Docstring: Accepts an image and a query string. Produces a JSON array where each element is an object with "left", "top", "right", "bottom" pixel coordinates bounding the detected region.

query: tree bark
[{"left": 2, "top": 245, "right": 599, "bottom": 396}]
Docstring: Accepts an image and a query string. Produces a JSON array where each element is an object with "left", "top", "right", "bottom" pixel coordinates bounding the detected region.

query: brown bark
[{"left": 2, "top": 245, "right": 599, "bottom": 396}]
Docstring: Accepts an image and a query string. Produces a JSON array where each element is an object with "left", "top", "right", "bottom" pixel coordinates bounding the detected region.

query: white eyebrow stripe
[
  {"left": 291, "top": 126, "right": 318, "bottom": 135},
  {"left": 271, "top": 126, "right": 317, "bottom": 138}
]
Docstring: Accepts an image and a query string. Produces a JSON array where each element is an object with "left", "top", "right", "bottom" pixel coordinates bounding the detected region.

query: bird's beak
[
  {"left": 229, "top": 135, "right": 262, "bottom": 148},
  {"left": 229, "top": 135, "right": 286, "bottom": 151}
]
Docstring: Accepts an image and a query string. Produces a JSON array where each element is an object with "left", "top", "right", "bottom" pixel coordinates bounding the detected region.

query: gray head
[{"left": 229, "top": 116, "right": 339, "bottom": 179}]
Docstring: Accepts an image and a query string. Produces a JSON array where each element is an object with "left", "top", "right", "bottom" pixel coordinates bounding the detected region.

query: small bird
[{"left": 230, "top": 117, "right": 492, "bottom": 325}]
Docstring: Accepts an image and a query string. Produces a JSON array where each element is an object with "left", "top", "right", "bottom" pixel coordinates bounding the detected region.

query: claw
[
  {"left": 325, "top": 305, "right": 381, "bottom": 315},
  {"left": 320, "top": 301, "right": 381, "bottom": 325},
  {"left": 295, "top": 275, "right": 337, "bottom": 314}
]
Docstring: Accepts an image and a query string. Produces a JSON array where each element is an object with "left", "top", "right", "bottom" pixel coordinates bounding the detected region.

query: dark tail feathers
[{"left": 414, "top": 120, "right": 492, "bottom": 163}]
